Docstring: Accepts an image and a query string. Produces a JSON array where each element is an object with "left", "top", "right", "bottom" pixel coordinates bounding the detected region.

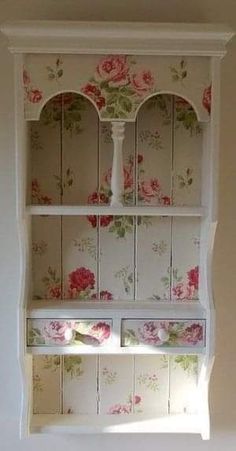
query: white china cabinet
[{"left": 1, "top": 21, "right": 234, "bottom": 439}]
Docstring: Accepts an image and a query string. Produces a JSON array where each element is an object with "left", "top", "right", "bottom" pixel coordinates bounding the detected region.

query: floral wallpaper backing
[
  {"left": 33, "top": 354, "right": 200, "bottom": 415},
  {"left": 24, "top": 54, "right": 211, "bottom": 121},
  {"left": 31, "top": 92, "right": 201, "bottom": 302},
  {"left": 28, "top": 56, "right": 207, "bottom": 422}
]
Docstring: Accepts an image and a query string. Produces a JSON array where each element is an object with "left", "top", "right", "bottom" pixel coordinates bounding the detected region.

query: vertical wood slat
[{"left": 33, "top": 355, "right": 174, "bottom": 415}]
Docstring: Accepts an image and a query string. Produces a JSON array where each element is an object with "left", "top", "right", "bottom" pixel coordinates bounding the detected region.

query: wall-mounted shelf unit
[{"left": 1, "top": 20, "right": 234, "bottom": 440}]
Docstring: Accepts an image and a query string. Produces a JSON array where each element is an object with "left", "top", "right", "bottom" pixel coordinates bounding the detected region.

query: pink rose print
[
  {"left": 138, "top": 321, "right": 160, "bottom": 345},
  {"left": 32, "top": 178, "right": 52, "bottom": 205},
  {"left": 99, "top": 290, "right": 113, "bottom": 300},
  {"left": 187, "top": 266, "right": 199, "bottom": 290},
  {"left": 96, "top": 55, "right": 129, "bottom": 87},
  {"left": 23, "top": 69, "right": 30, "bottom": 86},
  {"left": 27, "top": 88, "right": 43, "bottom": 104},
  {"left": 202, "top": 85, "right": 211, "bottom": 114},
  {"left": 69, "top": 267, "right": 95, "bottom": 293},
  {"left": 108, "top": 395, "right": 141, "bottom": 414},
  {"left": 108, "top": 404, "right": 131, "bottom": 415},
  {"left": 91, "top": 290, "right": 113, "bottom": 301},
  {"left": 172, "top": 266, "right": 199, "bottom": 301},
  {"left": 81, "top": 83, "right": 105, "bottom": 110},
  {"left": 134, "top": 395, "right": 141, "bottom": 405},
  {"left": 87, "top": 191, "right": 113, "bottom": 229},
  {"left": 43, "top": 320, "right": 75, "bottom": 344},
  {"left": 105, "top": 166, "right": 133, "bottom": 191},
  {"left": 90, "top": 322, "right": 111, "bottom": 343},
  {"left": 175, "top": 97, "right": 190, "bottom": 108},
  {"left": 161, "top": 195, "right": 171, "bottom": 205},
  {"left": 131, "top": 70, "right": 154, "bottom": 95},
  {"left": 48, "top": 285, "right": 62, "bottom": 299},
  {"left": 181, "top": 323, "right": 203, "bottom": 345},
  {"left": 139, "top": 178, "right": 161, "bottom": 201},
  {"left": 81, "top": 56, "right": 156, "bottom": 118},
  {"left": 52, "top": 92, "right": 74, "bottom": 107},
  {"left": 23, "top": 69, "right": 43, "bottom": 104},
  {"left": 137, "top": 154, "right": 143, "bottom": 164}
]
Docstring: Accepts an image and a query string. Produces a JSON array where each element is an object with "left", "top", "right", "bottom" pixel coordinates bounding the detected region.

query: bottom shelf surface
[{"left": 30, "top": 413, "right": 202, "bottom": 434}]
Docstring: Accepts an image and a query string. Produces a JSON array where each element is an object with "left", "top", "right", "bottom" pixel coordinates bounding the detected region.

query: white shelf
[
  {"left": 27, "top": 345, "right": 205, "bottom": 356},
  {"left": 30, "top": 413, "right": 203, "bottom": 435},
  {"left": 27, "top": 300, "right": 206, "bottom": 320},
  {"left": 27, "top": 205, "right": 206, "bottom": 217}
]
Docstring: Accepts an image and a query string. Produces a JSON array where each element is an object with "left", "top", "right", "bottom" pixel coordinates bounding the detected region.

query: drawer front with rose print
[
  {"left": 27, "top": 319, "right": 112, "bottom": 347},
  {"left": 121, "top": 319, "right": 205, "bottom": 348}
]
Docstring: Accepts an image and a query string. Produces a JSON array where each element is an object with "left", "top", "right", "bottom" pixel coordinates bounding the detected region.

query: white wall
[{"left": 0, "top": 1, "right": 236, "bottom": 449}]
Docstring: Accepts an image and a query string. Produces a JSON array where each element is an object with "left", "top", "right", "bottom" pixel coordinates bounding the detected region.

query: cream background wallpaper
[{"left": 0, "top": 0, "right": 236, "bottom": 449}]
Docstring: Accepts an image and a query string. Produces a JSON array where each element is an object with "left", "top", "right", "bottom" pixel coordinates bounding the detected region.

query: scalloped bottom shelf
[{"left": 30, "top": 413, "right": 206, "bottom": 436}]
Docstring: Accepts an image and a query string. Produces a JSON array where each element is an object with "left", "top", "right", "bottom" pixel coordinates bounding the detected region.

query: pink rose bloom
[
  {"left": 88, "top": 190, "right": 109, "bottom": 205},
  {"left": 81, "top": 83, "right": 105, "bottom": 110},
  {"left": 104, "top": 166, "right": 133, "bottom": 191},
  {"left": 48, "top": 285, "right": 61, "bottom": 299},
  {"left": 134, "top": 395, "right": 141, "bottom": 405},
  {"left": 139, "top": 178, "right": 160, "bottom": 201},
  {"left": 32, "top": 178, "right": 39, "bottom": 194},
  {"left": 43, "top": 321, "right": 75, "bottom": 344},
  {"left": 69, "top": 267, "right": 95, "bottom": 292},
  {"left": 123, "top": 167, "right": 133, "bottom": 190},
  {"left": 172, "top": 282, "right": 196, "bottom": 301},
  {"left": 187, "top": 266, "right": 199, "bottom": 290},
  {"left": 108, "top": 403, "right": 131, "bottom": 415},
  {"left": 131, "top": 70, "right": 154, "bottom": 95},
  {"left": 161, "top": 195, "right": 171, "bottom": 205},
  {"left": 27, "top": 88, "right": 43, "bottom": 103},
  {"left": 23, "top": 69, "right": 30, "bottom": 85},
  {"left": 90, "top": 322, "right": 111, "bottom": 343},
  {"left": 202, "top": 85, "right": 211, "bottom": 114},
  {"left": 40, "top": 195, "right": 52, "bottom": 205},
  {"left": 91, "top": 291, "right": 113, "bottom": 301},
  {"left": 99, "top": 290, "right": 113, "bottom": 301},
  {"left": 53, "top": 93, "right": 74, "bottom": 107},
  {"left": 138, "top": 321, "right": 160, "bottom": 345},
  {"left": 138, "top": 154, "right": 143, "bottom": 164},
  {"left": 181, "top": 323, "right": 203, "bottom": 345},
  {"left": 96, "top": 55, "right": 129, "bottom": 86},
  {"left": 175, "top": 96, "right": 191, "bottom": 109},
  {"left": 100, "top": 215, "right": 113, "bottom": 227},
  {"left": 172, "top": 282, "right": 185, "bottom": 300}
]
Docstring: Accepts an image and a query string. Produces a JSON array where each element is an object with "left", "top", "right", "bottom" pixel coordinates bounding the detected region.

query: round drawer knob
[{"left": 157, "top": 328, "right": 169, "bottom": 342}]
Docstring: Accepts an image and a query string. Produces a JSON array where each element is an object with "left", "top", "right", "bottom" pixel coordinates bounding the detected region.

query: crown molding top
[{"left": 0, "top": 21, "right": 235, "bottom": 56}]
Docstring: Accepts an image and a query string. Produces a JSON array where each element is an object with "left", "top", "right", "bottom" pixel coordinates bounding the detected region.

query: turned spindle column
[{"left": 110, "top": 121, "right": 125, "bottom": 207}]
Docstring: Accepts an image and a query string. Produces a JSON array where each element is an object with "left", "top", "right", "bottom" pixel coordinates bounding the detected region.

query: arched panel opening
[
  {"left": 30, "top": 92, "right": 99, "bottom": 206},
  {"left": 135, "top": 93, "right": 202, "bottom": 208}
]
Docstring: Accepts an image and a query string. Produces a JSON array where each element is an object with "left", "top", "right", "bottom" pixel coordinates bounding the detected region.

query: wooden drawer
[
  {"left": 121, "top": 319, "right": 205, "bottom": 348},
  {"left": 27, "top": 319, "right": 112, "bottom": 347}
]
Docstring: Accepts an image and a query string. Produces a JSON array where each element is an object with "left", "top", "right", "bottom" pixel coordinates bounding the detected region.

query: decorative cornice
[{"left": 1, "top": 21, "right": 234, "bottom": 56}]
